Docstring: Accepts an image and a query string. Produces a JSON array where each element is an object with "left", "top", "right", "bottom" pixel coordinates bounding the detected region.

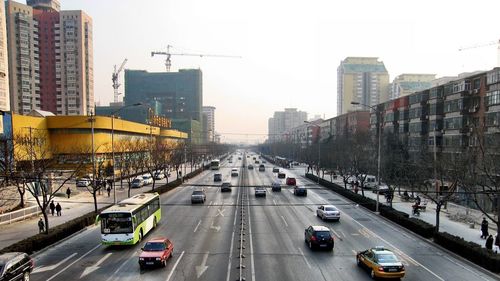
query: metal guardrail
[{"left": 0, "top": 205, "right": 41, "bottom": 225}]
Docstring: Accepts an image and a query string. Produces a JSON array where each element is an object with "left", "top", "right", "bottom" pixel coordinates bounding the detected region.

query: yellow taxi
[{"left": 356, "top": 246, "right": 405, "bottom": 279}]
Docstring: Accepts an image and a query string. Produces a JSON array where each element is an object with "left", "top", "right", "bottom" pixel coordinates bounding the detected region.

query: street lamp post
[
  {"left": 304, "top": 121, "right": 321, "bottom": 184},
  {"left": 351, "top": 101, "right": 382, "bottom": 214},
  {"left": 110, "top": 103, "right": 142, "bottom": 204}
]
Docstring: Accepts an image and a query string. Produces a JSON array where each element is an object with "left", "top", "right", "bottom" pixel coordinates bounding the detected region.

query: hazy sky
[{"left": 54, "top": 0, "right": 499, "bottom": 143}]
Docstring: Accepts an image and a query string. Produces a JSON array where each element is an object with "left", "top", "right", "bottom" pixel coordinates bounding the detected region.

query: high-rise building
[
  {"left": 268, "top": 108, "right": 307, "bottom": 142},
  {"left": 0, "top": 2, "right": 10, "bottom": 112},
  {"left": 337, "top": 57, "right": 389, "bottom": 115},
  {"left": 202, "top": 106, "right": 215, "bottom": 143},
  {"left": 390, "top": 74, "right": 435, "bottom": 100},
  {"left": 6, "top": 0, "right": 93, "bottom": 115},
  {"left": 124, "top": 69, "right": 202, "bottom": 122}
]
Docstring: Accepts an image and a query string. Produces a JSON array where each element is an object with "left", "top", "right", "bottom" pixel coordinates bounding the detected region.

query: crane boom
[
  {"left": 151, "top": 45, "right": 241, "bottom": 72},
  {"left": 458, "top": 39, "right": 500, "bottom": 67},
  {"left": 112, "top": 58, "right": 128, "bottom": 103}
]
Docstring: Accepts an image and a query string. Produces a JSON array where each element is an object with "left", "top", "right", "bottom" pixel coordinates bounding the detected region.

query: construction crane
[
  {"left": 151, "top": 45, "right": 241, "bottom": 72},
  {"left": 112, "top": 58, "right": 128, "bottom": 103},
  {"left": 458, "top": 39, "right": 500, "bottom": 68}
]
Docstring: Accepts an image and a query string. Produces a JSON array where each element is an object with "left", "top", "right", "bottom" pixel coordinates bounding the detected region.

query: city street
[{"left": 30, "top": 154, "right": 499, "bottom": 281}]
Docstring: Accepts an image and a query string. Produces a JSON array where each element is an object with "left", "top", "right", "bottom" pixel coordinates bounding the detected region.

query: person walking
[
  {"left": 107, "top": 186, "right": 111, "bottom": 197},
  {"left": 38, "top": 218, "right": 45, "bottom": 233},
  {"left": 486, "top": 235, "right": 494, "bottom": 250},
  {"left": 66, "top": 187, "right": 71, "bottom": 199},
  {"left": 49, "top": 200, "right": 56, "bottom": 216},
  {"left": 494, "top": 235, "right": 500, "bottom": 254},
  {"left": 55, "top": 202, "right": 62, "bottom": 216},
  {"left": 481, "top": 218, "right": 489, "bottom": 239}
]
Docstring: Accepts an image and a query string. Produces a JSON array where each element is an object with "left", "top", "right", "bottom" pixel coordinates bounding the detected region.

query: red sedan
[
  {"left": 139, "top": 238, "right": 174, "bottom": 269},
  {"left": 286, "top": 177, "right": 296, "bottom": 186}
]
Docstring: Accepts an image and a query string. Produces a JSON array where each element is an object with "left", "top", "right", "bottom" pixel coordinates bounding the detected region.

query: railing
[{"left": 0, "top": 205, "right": 41, "bottom": 225}]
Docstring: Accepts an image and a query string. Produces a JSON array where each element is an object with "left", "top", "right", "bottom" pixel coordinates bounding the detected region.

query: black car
[
  {"left": 277, "top": 172, "right": 286, "bottom": 179},
  {"left": 294, "top": 186, "right": 307, "bottom": 196},
  {"left": 214, "top": 173, "right": 222, "bottom": 182},
  {"left": 221, "top": 182, "right": 232, "bottom": 192},
  {"left": 304, "top": 226, "right": 334, "bottom": 250},
  {"left": 0, "top": 252, "right": 34, "bottom": 281}
]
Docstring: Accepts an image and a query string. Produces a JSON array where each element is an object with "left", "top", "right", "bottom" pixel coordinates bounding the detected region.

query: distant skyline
[{"left": 51, "top": 0, "right": 499, "bottom": 143}]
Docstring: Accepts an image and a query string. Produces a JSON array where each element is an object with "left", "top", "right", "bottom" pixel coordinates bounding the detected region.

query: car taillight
[
  {"left": 330, "top": 237, "right": 334, "bottom": 242},
  {"left": 311, "top": 236, "right": 317, "bottom": 241},
  {"left": 378, "top": 267, "right": 384, "bottom": 271}
]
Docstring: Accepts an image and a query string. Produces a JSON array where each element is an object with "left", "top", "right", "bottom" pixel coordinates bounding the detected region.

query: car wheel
[
  {"left": 153, "top": 217, "right": 157, "bottom": 228},
  {"left": 23, "top": 272, "right": 30, "bottom": 281},
  {"left": 316, "top": 212, "right": 319, "bottom": 217},
  {"left": 370, "top": 269, "right": 377, "bottom": 280},
  {"left": 162, "top": 259, "right": 167, "bottom": 267},
  {"left": 309, "top": 241, "right": 313, "bottom": 249},
  {"left": 356, "top": 257, "right": 361, "bottom": 266}
]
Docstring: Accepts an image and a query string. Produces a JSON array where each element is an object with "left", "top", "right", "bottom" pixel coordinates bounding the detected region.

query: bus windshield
[{"left": 100, "top": 213, "right": 133, "bottom": 234}]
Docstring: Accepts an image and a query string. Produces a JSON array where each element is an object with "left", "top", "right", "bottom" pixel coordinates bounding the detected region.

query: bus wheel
[
  {"left": 153, "top": 217, "right": 157, "bottom": 228},
  {"left": 138, "top": 229, "right": 143, "bottom": 242}
]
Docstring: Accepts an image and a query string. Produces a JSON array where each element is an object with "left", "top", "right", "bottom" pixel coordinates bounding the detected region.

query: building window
[
  {"left": 486, "top": 90, "right": 500, "bottom": 106},
  {"left": 444, "top": 117, "right": 463, "bottom": 130}
]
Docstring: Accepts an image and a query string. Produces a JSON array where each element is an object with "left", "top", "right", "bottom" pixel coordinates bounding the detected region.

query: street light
[
  {"left": 111, "top": 103, "right": 142, "bottom": 204},
  {"left": 351, "top": 101, "right": 382, "bottom": 214},
  {"left": 304, "top": 121, "right": 321, "bottom": 184}
]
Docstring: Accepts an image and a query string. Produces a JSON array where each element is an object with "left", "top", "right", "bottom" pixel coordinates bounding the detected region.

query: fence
[{"left": 0, "top": 205, "right": 41, "bottom": 225}]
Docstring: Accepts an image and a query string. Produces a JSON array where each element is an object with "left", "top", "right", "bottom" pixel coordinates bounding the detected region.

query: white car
[
  {"left": 316, "top": 205, "right": 341, "bottom": 221},
  {"left": 154, "top": 171, "right": 165, "bottom": 180},
  {"left": 231, "top": 168, "right": 239, "bottom": 177},
  {"left": 255, "top": 187, "right": 266, "bottom": 197},
  {"left": 76, "top": 178, "right": 91, "bottom": 187},
  {"left": 131, "top": 177, "right": 144, "bottom": 188},
  {"left": 142, "top": 174, "right": 153, "bottom": 185}
]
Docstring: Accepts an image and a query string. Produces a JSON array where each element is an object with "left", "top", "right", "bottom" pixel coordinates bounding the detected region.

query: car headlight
[
  {"left": 139, "top": 258, "right": 144, "bottom": 261},
  {"left": 156, "top": 257, "right": 161, "bottom": 261}
]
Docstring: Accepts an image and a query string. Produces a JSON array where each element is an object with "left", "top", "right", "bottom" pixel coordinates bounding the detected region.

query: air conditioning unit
[{"left": 473, "top": 89, "right": 479, "bottom": 94}]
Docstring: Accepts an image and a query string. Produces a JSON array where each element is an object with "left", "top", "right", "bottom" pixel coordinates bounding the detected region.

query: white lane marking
[
  {"left": 345, "top": 212, "right": 444, "bottom": 280},
  {"left": 297, "top": 248, "right": 312, "bottom": 269},
  {"left": 226, "top": 230, "right": 236, "bottom": 281},
  {"left": 443, "top": 256, "right": 493, "bottom": 281},
  {"left": 193, "top": 219, "right": 202, "bottom": 233},
  {"left": 165, "top": 250, "right": 185, "bottom": 281},
  {"left": 329, "top": 228, "right": 342, "bottom": 241},
  {"left": 217, "top": 208, "right": 226, "bottom": 217},
  {"left": 106, "top": 248, "right": 136, "bottom": 281},
  {"left": 280, "top": 215, "right": 288, "bottom": 227},
  {"left": 247, "top": 192, "right": 256, "bottom": 281},
  {"left": 273, "top": 199, "right": 277, "bottom": 206},
  {"left": 33, "top": 253, "right": 77, "bottom": 273},
  {"left": 339, "top": 230, "right": 346, "bottom": 238},
  {"left": 80, "top": 252, "right": 112, "bottom": 278},
  {"left": 195, "top": 252, "right": 209, "bottom": 278},
  {"left": 207, "top": 201, "right": 213, "bottom": 208},
  {"left": 47, "top": 244, "right": 101, "bottom": 281}
]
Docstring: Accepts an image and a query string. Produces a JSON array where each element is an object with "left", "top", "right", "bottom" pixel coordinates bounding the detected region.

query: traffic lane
[
  {"left": 300, "top": 178, "right": 498, "bottom": 281},
  {"left": 31, "top": 168, "right": 230, "bottom": 281}
]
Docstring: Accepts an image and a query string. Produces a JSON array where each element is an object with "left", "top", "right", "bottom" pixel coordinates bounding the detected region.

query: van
[{"left": 362, "top": 175, "right": 377, "bottom": 189}]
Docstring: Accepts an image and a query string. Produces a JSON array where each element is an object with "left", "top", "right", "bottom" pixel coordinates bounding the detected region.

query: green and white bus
[
  {"left": 96, "top": 193, "right": 161, "bottom": 245},
  {"left": 210, "top": 159, "right": 220, "bottom": 170}
]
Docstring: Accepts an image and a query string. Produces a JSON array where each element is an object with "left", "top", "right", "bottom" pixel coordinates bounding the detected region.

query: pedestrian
[
  {"left": 49, "top": 200, "right": 55, "bottom": 216},
  {"left": 494, "top": 235, "right": 500, "bottom": 254},
  {"left": 66, "top": 187, "right": 71, "bottom": 199},
  {"left": 55, "top": 202, "right": 62, "bottom": 216},
  {"left": 486, "top": 235, "right": 494, "bottom": 250},
  {"left": 415, "top": 195, "right": 421, "bottom": 206},
  {"left": 38, "top": 218, "right": 45, "bottom": 233},
  {"left": 107, "top": 186, "right": 111, "bottom": 197},
  {"left": 354, "top": 181, "right": 359, "bottom": 194},
  {"left": 481, "top": 218, "right": 489, "bottom": 239}
]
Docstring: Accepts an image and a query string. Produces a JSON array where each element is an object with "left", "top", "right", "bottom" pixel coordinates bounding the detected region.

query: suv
[
  {"left": 304, "top": 225, "right": 334, "bottom": 250},
  {"left": 231, "top": 168, "right": 239, "bottom": 177},
  {"left": 214, "top": 173, "right": 222, "bottom": 182},
  {"left": 139, "top": 238, "right": 174, "bottom": 269},
  {"left": 277, "top": 172, "right": 286, "bottom": 179},
  {"left": 0, "top": 252, "right": 34, "bottom": 281},
  {"left": 258, "top": 164, "right": 265, "bottom": 171},
  {"left": 286, "top": 177, "right": 296, "bottom": 186},
  {"left": 294, "top": 186, "right": 307, "bottom": 196},
  {"left": 271, "top": 182, "right": 281, "bottom": 192},
  {"left": 191, "top": 190, "right": 206, "bottom": 204},
  {"left": 272, "top": 167, "right": 279, "bottom": 173},
  {"left": 221, "top": 182, "right": 232, "bottom": 192}
]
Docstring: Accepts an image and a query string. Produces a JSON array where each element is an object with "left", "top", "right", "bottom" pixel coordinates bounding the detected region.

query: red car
[
  {"left": 286, "top": 177, "right": 296, "bottom": 186},
  {"left": 139, "top": 238, "right": 174, "bottom": 269}
]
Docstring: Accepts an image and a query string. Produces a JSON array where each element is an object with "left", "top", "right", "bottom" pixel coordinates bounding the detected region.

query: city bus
[
  {"left": 96, "top": 193, "right": 161, "bottom": 245},
  {"left": 210, "top": 159, "right": 220, "bottom": 170}
]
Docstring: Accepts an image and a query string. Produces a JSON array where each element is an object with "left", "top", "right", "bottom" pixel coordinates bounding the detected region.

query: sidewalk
[
  {"left": 304, "top": 168, "right": 498, "bottom": 249},
  {"left": 0, "top": 164, "right": 191, "bottom": 251}
]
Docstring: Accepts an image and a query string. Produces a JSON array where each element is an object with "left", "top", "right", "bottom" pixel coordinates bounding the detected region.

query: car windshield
[
  {"left": 324, "top": 207, "right": 338, "bottom": 212},
  {"left": 192, "top": 191, "right": 203, "bottom": 195},
  {"left": 315, "top": 231, "right": 331, "bottom": 239},
  {"left": 143, "top": 242, "right": 166, "bottom": 251},
  {"left": 132, "top": 179, "right": 141, "bottom": 183},
  {"left": 376, "top": 254, "right": 398, "bottom": 263}
]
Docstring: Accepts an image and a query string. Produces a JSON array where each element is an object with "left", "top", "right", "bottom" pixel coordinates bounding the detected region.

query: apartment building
[
  {"left": 390, "top": 74, "right": 435, "bottom": 100},
  {"left": 5, "top": 0, "right": 93, "bottom": 115},
  {"left": 337, "top": 57, "right": 390, "bottom": 115},
  {"left": 0, "top": 2, "right": 9, "bottom": 112},
  {"left": 202, "top": 106, "right": 216, "bottom": 143},
  {"left": 267, "top": 108, "right": 307, "bottom": 143}
]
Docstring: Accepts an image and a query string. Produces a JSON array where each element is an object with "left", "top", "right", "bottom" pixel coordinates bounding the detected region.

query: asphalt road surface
[{"left": 31, "top": 152, "right": 499, "bottom": 281}]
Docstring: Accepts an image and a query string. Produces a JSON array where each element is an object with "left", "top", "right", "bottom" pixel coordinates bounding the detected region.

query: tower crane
[
  {"left": 458, "top": 39, "right": 500, "bottom": 68},
  {"left": 112, "top": 58, "right": 128, "bottom": 103},
  {"left": 151, "top": 45, "right": 241, "bottom": 72}
]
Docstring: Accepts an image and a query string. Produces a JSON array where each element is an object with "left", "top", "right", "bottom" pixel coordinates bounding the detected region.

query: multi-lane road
[{"left": 31, "top": 152, "right": 499, "bottom": 281}]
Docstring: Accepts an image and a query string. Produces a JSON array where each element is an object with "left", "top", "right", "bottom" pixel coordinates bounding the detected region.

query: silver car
[
  {"left": 191, "top": 190, "right": 206, "bottom": 204},
  {"left": 316, "top": 205, "right": 341, "bottom": 221},
  {"left": 255, "top": 187, "right": 266, "bottom": 197}
]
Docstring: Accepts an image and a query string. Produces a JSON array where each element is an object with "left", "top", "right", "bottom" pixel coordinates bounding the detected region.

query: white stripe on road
[
  {"left": 47, "top": 244, "right": 101, "bottom": 281},
  {"left": 273, "top": 199, "right": 277, "bottom": 206},
  {"left": 165, "top": 251, "right": 185, "bottom": 281},
  {"left": 193, "top": 220, "right": 202, "bottom": 233},
  {"left": 297, "top": 248, "right": 312, "bottom": 269},
  {"left": 248, "top": 193, "right": 256, "bottom": 281},
  {"left": 280, "top": 215, "right": 288, "bottom": 227}
]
